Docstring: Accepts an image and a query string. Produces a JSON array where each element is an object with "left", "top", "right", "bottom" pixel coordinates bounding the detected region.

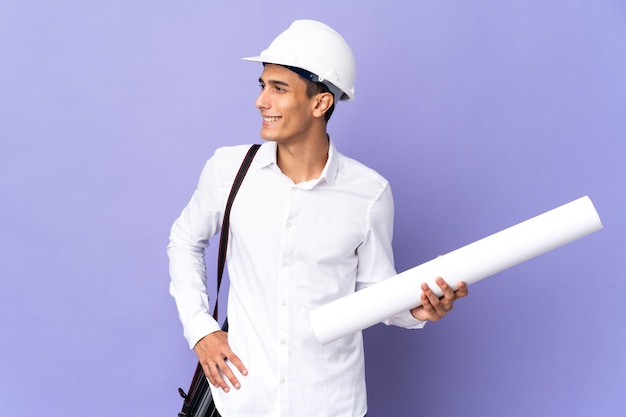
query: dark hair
[{"left": 305, "top": 80, "right": 335, "bottom": 122}]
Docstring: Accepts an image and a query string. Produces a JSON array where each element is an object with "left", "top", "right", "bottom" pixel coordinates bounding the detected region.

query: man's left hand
[{"left": 410, "top": 277, "right": 468, "bottom": 322}]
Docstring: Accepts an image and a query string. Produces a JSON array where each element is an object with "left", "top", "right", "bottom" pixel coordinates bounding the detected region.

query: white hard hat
[{"left": 242, "top": 20, "right": 356, "bottom": 101}]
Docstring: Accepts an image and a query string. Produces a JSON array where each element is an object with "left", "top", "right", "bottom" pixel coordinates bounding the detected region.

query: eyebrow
[{"left": 259, "top": 77, "right": 291, "bottom": 88}]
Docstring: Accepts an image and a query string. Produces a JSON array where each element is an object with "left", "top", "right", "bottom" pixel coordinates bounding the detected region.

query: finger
[
  {"left": 419, "top": 288, "right": 434, "bottom": 312},
  {"left": 197, "top": 354, "right": 238, "bottom": 392},
  {"left": 420, "top": 283, "right": 437, "bottom": 308},
  {"left": 421, "top": 283, "right": 446, "bottom": 318},
  {"left": 418, "top": 287, "right": 445, "bottom": 321},
  {"left": 435, "top": 278, "right": 458, "bottom": 310},
  {"left": 216, "top": 336, "right": 247, "bottom": 389},
  {"left": 422, "top": 282, "right": 444, "bottom": 310},
  {"left": 203, "top": 356, "right": 239, "bottom": 393},
  {"left": 215, "top": 357, "right": 241, "bottom": 392},
  {"left": 455, "top": 281, "right": 469, "bottom": 298},
  {"left": 202, "top": 361, "right": 228, "bottom": 392},
  {"left": 226, "top": 351, "right": 248, "bottom": 378},
  {"left": 435, "top": 277, "right": 455, "bottom": 298}
]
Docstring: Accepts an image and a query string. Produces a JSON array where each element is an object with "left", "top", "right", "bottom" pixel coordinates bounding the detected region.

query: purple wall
[{"left": 1, "top": 1, "right": 624, "bottom": 416}]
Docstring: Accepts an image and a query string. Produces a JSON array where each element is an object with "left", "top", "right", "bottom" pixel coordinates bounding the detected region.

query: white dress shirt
[{"left": 168, "top": 140, "right": 425, "bottom": 417}]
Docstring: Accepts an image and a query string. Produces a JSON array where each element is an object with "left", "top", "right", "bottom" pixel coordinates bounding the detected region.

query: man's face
[{"left": 255, "top": 64, "right": 318, "bottom": 144}]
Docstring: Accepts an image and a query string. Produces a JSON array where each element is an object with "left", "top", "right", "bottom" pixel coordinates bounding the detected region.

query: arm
[
  {"left": 168, "top": 157, "right": 223, "bottom": 347},
  {"left": 355, "top": 182, "right": 425, "bottom": 328},
  {"left": 168, "top": 150, "right": 247, "bottom": 391},
  {"left": 356, "top": 183, "right": 468, "bottom": 326}
]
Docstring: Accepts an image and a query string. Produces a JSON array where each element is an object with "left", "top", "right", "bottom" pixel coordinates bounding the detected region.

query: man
[{"left": 168, "top": 20, "right": 468, "bottom": 417}]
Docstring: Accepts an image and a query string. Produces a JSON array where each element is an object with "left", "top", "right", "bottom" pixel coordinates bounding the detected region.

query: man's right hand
[{"left": 193, "top": 331, "right": 248, "bottom": 393}]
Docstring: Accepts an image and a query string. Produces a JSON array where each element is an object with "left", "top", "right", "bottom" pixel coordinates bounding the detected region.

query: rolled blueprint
[{"left": 310, "top": 196, "right": 603, "bottom": 345}]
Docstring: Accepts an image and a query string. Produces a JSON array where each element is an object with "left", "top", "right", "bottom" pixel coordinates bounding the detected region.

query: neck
[{"left": 276, "top": 133, "right": 329, "bottom": 184}]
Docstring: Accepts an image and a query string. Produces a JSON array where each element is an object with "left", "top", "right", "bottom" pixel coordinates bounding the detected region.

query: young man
[{"left": 168, "top": 20, "right": 468, "bottom": 417}]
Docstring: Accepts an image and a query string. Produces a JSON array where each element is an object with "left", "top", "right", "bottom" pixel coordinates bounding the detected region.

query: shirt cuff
[
  {"left": 185, "top": 313, "right": 222, "bottom": 350},
  {"left": 384, "top": 309, "right": 428, "bottom": 329}
]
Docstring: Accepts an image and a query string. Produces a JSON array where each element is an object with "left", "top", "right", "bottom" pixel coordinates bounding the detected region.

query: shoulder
[
  {"left": 212, "top": 144, "right": 257, "bottom": 163},
  {"left": 210, "top": 144, "right": 259, "bottom": 174},
  {"left": 336, "top": 152, "right": 390, "bottom": 190},
  {"left": 197, "top": 144, "right": 260, "bottom": 189}
]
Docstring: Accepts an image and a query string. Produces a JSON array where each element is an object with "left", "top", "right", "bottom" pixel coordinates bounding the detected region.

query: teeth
[{"left": 264, "top": 116, "right": 280, "bottom": 122}]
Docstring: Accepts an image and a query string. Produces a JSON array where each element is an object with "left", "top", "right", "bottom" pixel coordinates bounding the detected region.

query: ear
[{"left": 312, "top": 92, "right": 334, "bottom": 119}]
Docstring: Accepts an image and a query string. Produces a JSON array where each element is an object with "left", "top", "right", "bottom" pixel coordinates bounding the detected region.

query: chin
[{"left": 259, "top": 130, "right": 280, "bottom": 142}]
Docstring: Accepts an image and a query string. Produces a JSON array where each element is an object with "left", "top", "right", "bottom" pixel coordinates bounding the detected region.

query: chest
[{"left": 229, "top": 174, "right": 371, "bottom": 260}]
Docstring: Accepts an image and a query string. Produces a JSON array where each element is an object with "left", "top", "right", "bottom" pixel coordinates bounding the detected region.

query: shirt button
[
  {"left": 279, "top": 377, "right": 286, "bottom": 384},
  {"left": 279, "top": 338, "right": 286, "bottom": 345},
  {"left": 286, "top": 222, "right": 292, "bottom": 228}
]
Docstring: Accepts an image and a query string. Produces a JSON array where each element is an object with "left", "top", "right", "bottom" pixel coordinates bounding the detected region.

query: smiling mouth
[{"left": 263, "top": 116, "right": 281, "bottom": 122}]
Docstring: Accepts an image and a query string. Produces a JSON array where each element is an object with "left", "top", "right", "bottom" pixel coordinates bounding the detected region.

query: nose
[{"left": 255, "top": 87, "right": 270, "bottom": 110}]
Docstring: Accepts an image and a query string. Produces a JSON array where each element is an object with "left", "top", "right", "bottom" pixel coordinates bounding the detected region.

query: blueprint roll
[{"left": 310, "top": 196, "right": 603, "bottom": 345}]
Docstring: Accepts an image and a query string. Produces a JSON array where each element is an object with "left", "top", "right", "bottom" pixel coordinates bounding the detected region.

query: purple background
[{"left": 1, "top": 1, "right": 625, "bottom": 416}]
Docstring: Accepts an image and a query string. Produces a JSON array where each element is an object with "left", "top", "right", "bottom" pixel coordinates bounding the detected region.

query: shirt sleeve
[
  {"left": 355, "top": 181, "right": 427, "bottom": 330},
  {"left": 167, "top": 154, "right": 224, "bottom": 349}
]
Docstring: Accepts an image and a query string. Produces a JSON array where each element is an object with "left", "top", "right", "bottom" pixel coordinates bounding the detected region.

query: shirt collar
[
  {"left": 320, "top": 138, "right": 339, "bottom": 187},
  {"left": 254, "top": 141, "right": 278, "bottom": 169},
  {"left": 254, "top": 138, "right": 340, "bottom": 187}
]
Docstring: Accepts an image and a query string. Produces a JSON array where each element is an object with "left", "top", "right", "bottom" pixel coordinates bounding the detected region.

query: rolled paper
[{"left": 310, "top": 196, "right": 603, "bottom": 345}]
